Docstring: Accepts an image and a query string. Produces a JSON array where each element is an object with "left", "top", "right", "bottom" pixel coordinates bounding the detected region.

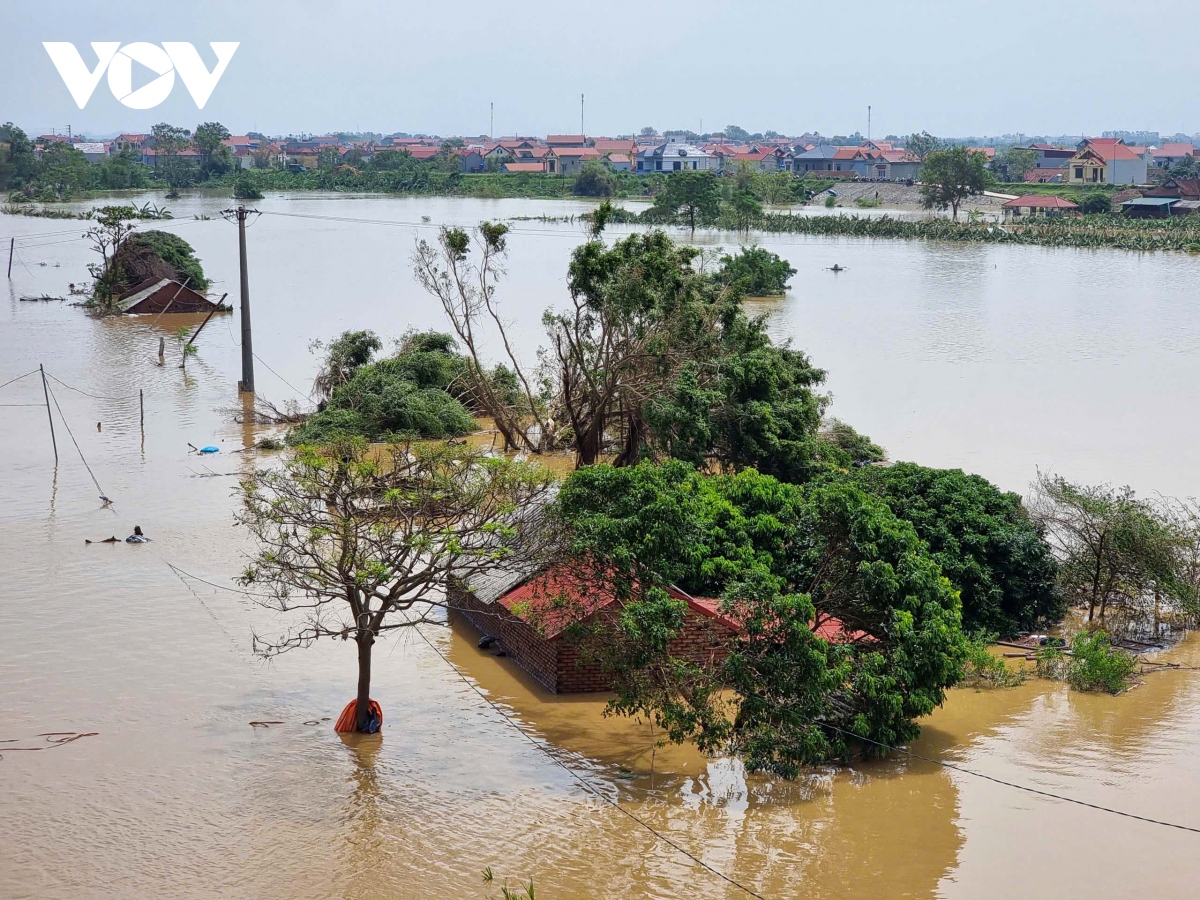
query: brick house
[{"left": 449, "top": 561, "right": 738, "bottom": 694}]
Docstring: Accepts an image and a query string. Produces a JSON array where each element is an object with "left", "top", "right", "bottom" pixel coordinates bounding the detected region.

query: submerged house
[
  {"left": 1002, "top": 194, "right": 1081, "bottom": 218},
  {"left": 449, "top": 561, "right": 738, "bottom": 693},
  {"left": 116, "top": 279, "right": 226, "bottom": 314}
]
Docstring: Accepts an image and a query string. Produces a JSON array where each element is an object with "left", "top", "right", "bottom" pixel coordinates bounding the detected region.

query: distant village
[{"left": 18, "top": 126, "right": 1200, "bottom": 217}]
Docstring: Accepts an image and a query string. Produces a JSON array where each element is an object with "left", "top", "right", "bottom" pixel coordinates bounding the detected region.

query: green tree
[
  {"left": 729, "top": 189, "right": 762, "bottom": 232},
  {"left": 193, "top": 121, "right": 231, "bottom": 176},
  {"left": 150, "top": 122, "right": 193, "bottom": 186},
  {"left": 905, "top": 131, "right": 943, "bottom": 160},
  {"left": 724, "top": 125, "right": 751, "bottom": 142},
  {"left": 573, "top": 159, "right": 617, "bottom": 197},
  {"left": 853, "top": 462, "right": 1063, "bottom": 637},
  {"left": 37, "top": 144, "right": 94, "bottom": 197},
  {"left": 994, "top": 147, "right": 1037, "bottom": 183},
  {"left": 652, "top": 170, "right": 721, "bottom": 234},
  {"left": 0, "top": 122, "right": 37, "bottom": 189},
  {"left": 919, "top": 146, "right": 991, "bottom": 221},
  {"left": 238, "top": 440, "right": 554, "bottom": 732},
  {"left": 1080, "top": 192, "right": 1113, "bottom": 215},
  {"left": 554, "top": 462, "right": 967, "bottom": 774},
  {"left": 715, "top": 245, "right": 795, "bottom": 295}
]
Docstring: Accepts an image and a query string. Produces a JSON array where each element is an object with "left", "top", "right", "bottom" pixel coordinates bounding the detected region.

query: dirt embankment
[{"left": 812, "top": 181, "right": 1010, "bottom": 212}]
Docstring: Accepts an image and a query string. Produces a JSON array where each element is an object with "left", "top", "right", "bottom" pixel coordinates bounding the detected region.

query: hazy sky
[{"left": 4, "top": 0, "right": 1199, "bottom": 139}]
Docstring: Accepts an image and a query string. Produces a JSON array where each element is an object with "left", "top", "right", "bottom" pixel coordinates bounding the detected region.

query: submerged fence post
[
  {"left": 6, "top": 238, "right": 13, "bottom": 279},
  {"left": 40, "top": 364, "right": 58, "bottom": 464}
]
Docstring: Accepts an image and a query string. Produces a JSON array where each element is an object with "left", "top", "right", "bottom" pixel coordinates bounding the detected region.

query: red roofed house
[
  {"left": 1152, "top": 142, "right": 1195, "bottom": 168},
  {"left": 502, "top": 160, "right": 547, "bottom": 174},
  {"left": 1068, "top": 138, "right": 1149, "bottom": 184},
  {"left": 546, "top": 146, "right": 601, "bottom": 175},
  {"left": 450, "top": 558, "right": 870, "bottom": 693},
  {"left": 592, "top": 139, "right": 637, "bottom": 155},
  {"left": 449, "top": 561, "right": 736, "bottom": 693},
  {"left": 546, "top": 134, "right": 588, "bottom": 149},
  {"left": 1001, "top": 194, "right": 1081, "bottom": 219}
]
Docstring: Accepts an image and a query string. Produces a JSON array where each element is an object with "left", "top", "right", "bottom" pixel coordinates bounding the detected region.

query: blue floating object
[{"left": 200, "top": 446, "right": 220, "bottom": 454}]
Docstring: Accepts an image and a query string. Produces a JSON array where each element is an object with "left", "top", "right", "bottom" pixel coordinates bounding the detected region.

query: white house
[{"left": 636, "top": 142, "right": 716, "bottom": 173}]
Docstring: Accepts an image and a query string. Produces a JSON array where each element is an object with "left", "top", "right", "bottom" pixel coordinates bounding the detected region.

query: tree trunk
[{"left": 355, "top": 630, "right": 375, "bottom": 732}]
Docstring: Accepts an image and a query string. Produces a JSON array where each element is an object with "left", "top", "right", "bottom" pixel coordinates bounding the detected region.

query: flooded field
[{"left": 4, "top": 194, "right": 1200, "bottom": 899}]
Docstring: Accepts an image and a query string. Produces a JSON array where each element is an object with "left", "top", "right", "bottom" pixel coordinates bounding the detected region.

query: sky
[{"left": 4, "top": 0, "right": 1200, "bottom": 140}]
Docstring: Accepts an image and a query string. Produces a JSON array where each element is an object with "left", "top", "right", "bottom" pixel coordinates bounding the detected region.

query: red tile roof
[
  {"left": 502, "top": 161, "right": 547, "bottom": 173},
  {"left": 546, "top": 134, "right": 587, "bottom": 145},
  {"left": 1155, "top": 142, "right": 1194, "bottom": 158},
  {"left": 549, "top": 147, "right": 601, "bottom": 158}
]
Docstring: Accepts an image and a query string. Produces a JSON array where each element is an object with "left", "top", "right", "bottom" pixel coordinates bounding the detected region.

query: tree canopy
[
  {"left": 650, "top": 171, "right": 721, "bottom": 233},
  {"left": 919, "top": 147, "right": 992, "bottom": 220},
  {"left": 853, "top": 462, "right": 1063, "bottom": 637},
  {"left": 554, "top": 461, "right": 967, "bottom": 774}
]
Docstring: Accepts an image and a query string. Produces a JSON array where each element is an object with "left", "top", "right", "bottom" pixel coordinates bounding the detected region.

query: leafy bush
[
  {"left": 824, "top": 194, "right": 837, "bottom": 208},
  {"left": 818, "top": 419, "right": 885, "bottom": 468},
  {"left": 1066, "top": 631, "right": 1137, "bottom": 693},
  {"left": 120, "top": 230, "right": 209, "bottom": 290},
  {"left": 232, "top": 176, "right": 264, "bottom": 200},
  {"left": 290, "top": 330, "right": 477, "bottom": 444},
  {"left": 573, "top": 160, "right": 617, "bottom": 198},
  {"left": 1080, "top": 193, "right": 1112, "bottom": 215},
  {"left": 961, "top": 633, "right": 1025, "bottom": 687},
  {"left": 715, "top": 246, "right": 796, "bottom": 296}
]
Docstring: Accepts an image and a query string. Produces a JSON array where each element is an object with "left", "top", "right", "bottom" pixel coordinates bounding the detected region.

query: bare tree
[
  {"left": 85, "top": 205, "right": 138, "bottom": 308},
  {"left": 413, "top": 223, "right": 556, "bottom": 453},
  {"left": 237, "top": 439, "right": 555, "bottom": 731}
]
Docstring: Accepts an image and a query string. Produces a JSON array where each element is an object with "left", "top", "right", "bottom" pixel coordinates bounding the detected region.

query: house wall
[
  {"left": 1109, "top": 157, "right": 1147, "bottom": 184},
  {"left": 448, "top": 584, "right": 560, "bottom": 692},
  {"left": 555, "top": 606, "right": 734, "bottom": 694}
]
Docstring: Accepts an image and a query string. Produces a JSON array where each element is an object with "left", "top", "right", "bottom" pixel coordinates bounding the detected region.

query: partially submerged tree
[
  {"left": 311, "top": 330, "right": 384, "bottom": 401},
  {"left": 919, "top": 146, "right": 991, "bottom": 221},
  {"left": 554, "top": 462, "right": 966, "bottom": 775},
  {"left": 715, "top": 246, "right": 796, "bottom": 296},
  {"left": 85, "top": 205, "right": 138, "bottom": 309},
  {"left": 238, "top": 440, "right": 555, "bottom": 732},
  {"left": 413, "top": 224, "right": 556, "bottom": 453},
  {"left": 650, "top": 170, "right": 721, "bottom": 234},
  {"left": 854, "top": 462, "right": 1063, "bottom": 637},
  {"left": 1029, "top": 473, "right": 1196, "bottom": 626}
]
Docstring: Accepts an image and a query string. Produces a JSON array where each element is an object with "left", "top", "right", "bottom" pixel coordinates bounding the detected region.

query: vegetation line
[{"left": 410, "top": 624, "right": 770, "bottom": 900}]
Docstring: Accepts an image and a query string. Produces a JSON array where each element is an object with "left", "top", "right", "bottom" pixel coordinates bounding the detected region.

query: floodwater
[{"left": 3, "top": 194, "right": 1200, "bottom": 899}]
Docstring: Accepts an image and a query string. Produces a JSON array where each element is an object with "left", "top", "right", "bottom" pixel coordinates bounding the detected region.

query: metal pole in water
[
  {"left": 139, "top": 388, "right": 144, "bottom": 431},
  {"left": 6, "top": 237, "right": 13, "bottom": 278},
  {"left": 40, "top": 364, "right": 58, "bottom": 464}
]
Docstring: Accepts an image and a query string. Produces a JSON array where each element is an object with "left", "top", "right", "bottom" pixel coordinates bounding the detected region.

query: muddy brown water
[{"left": 4, "top": 195, "right": 1200, "bottom": 899}]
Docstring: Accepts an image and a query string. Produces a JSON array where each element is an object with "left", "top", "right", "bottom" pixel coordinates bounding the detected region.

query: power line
[
  {"left": 411, "top": 624, "right": 768, "bottom": 900},
  {"left": 0, "top": 369, "right": 39, "bottom": 392},
  {"left": 822, "top": 724, "right": 1200, "bottom": 836},
  {"left": 252, "top": 351, "right": 309, "bottom": 398},
  {"left": 45, "top": 382, "right": 113, "bottom": 506},
  {"left": 45, "top": 372, "right": 124, "bottom": 402},
  {"left": 260, "top": 209, "right": 587, "bottom": 239}
]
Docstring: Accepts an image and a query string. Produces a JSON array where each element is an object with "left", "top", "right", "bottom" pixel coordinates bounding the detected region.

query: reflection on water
[{"left": 4, "top": 196, "right": 1200, "bottom": 898}]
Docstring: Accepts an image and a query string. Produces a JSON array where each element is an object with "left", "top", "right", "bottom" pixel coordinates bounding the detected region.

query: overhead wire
[
  {"left": 820, "top": 723, "right": 1200, "bottom": 836},
  {"left": 45, "top": 372, "right": 124, "bottom": 402},
  {"left": 44, "top": 382, "right": 113, "bottom": 506},
  {"left": 410, "top": 624, "right": 769, "bottom": 900},
  {"left": 0, "top": 369, "right": 39, "bottom": 392}
]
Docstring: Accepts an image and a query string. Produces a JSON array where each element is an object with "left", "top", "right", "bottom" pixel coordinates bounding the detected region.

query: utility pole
[
  {"left": 868, "top": 105, "right": 872, "bottom": 142},
  {"left": 490, "top": 101, "right": 494, "bottom": 140},
  {"left": 40, "top": 364, "right": 58, "bottom": 464},
  {"left": 6, "top": 237, "right": 12, "bottom": 278},
  {"left": 235, "top": 206, "right": 255, "bottom": 393},
  {"left": 581, "top": 93, "right": 585, "bottom": 136}
]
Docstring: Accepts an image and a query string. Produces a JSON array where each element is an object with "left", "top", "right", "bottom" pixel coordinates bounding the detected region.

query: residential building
[
  {"left": 1152, "top": 142, "right": 1195, "bottom": 169},
  {"left": 636, "top": 142, "right": 716, "bottom": 173},
  {"left": 605, "top": 153, "right": 632, "bottom": 172},
  {"left": 546, "top": 147, "right": 601, "bottom": 174},
  {"left": 1066, "top": 138, "right": 1149, "bottom": 185},
  {"left": 501, "top": 161, "right": 547, "bottom": 174},
  {"left": 449, "top": 561, "right": 736, "bottom": 694},
  {"left": 1016, "top": 143, "right": 1076, "bottom": 169},
  {"left": 72, "top": 142, "right": 109, "bottom": 162},
  {"left": 792, "top": 145, "right": 840, "bottom": 173},
  {"left": 546, "top": 134, "right": 588, "bottom": 149}
]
